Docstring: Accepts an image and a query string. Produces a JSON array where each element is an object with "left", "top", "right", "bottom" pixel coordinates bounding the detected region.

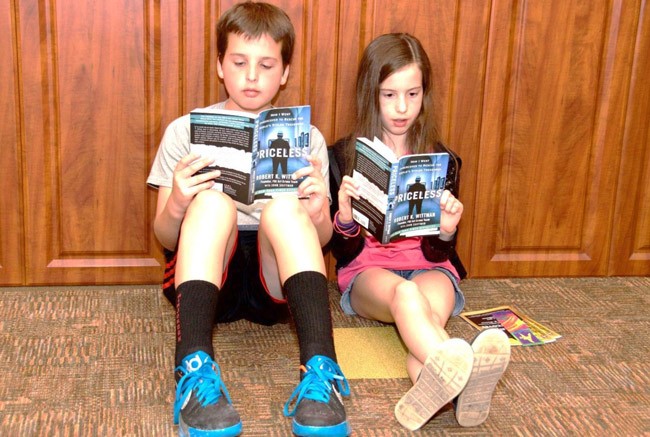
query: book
[
  {"left": 190, "top": 105, "right": 311, "bottom": 205},
  {"left": 460, "top": 305, "right": 561, "bottom": 346},
  {"left": 350, "top": 137, "right": 449, "bottom": 244}
]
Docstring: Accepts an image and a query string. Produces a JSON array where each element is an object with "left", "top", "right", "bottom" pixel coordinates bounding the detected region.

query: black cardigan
[{"left": 327, "top": 139, "right": 467, "bottom": 279}]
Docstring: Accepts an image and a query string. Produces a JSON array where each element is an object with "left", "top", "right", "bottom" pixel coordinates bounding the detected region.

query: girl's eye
[
  {"left": 261, "top": 64, "right": 273, "bottom": 70},
  {"left": 381, "top": 92, "right": 394, "bottom": 99},
  {"left": 234, "top": 61, "right": 245, "bottom": 67}
]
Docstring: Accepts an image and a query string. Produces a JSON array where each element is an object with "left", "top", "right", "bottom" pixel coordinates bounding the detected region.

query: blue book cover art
[
  {"left": 254, "top": 106, "right": 311, "bottom": 198},
  {"left": 387, "top": 153, "right": 449, "bottom": 241}
]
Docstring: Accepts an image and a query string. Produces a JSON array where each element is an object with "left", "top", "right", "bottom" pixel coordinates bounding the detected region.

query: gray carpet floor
[{"left": 0, "top": 277, "right": 648, "bottom": 436}]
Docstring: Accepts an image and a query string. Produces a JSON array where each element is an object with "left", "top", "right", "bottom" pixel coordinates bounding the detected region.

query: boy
[{"left": 147, "top": 2, "right": 350, "bottom": 436}]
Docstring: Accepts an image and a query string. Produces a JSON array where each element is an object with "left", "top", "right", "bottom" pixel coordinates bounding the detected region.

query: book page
[{"left": 351, "top": 138, "right": 392, "bottom": 238}]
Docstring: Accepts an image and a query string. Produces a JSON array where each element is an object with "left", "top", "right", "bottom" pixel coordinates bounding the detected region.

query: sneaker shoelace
[
  {"left": 283, "top": 356, "right": 350, "bottom": 417},
  {"left": 173, "top": 359, "right": 233, "bottom": 424}
]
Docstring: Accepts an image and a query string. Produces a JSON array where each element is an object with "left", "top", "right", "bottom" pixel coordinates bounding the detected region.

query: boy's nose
[{"left": 246, "top": 66, "right": 258, "bottom": 82}]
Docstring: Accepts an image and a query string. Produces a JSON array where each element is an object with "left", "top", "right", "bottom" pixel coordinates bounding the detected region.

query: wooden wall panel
[
  {"left": 2, "top": 0, "right": 647, "bottom": 284},
  {"left": 609, "top": 0, "right": 650, "bottom": 275},
  {"left": 471, "top": 0, "right": 637, "bottom": 276},
  {"left": 0, "top": 0, "right": 24, "bottom": 285},
  {"left": 447, "top": 3, "right": 492, "bottom": 276},
  {"left": 18, "top": 0, "right": 162, "bottom": 284}
]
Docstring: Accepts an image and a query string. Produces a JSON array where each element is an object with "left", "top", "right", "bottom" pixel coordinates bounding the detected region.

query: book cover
[
  {"left": 460, "top": 305, "right": 561, "bottom": 346},
  {"left": 190, "top": 105, "right": 311, "bottom": 205},
  {"left": 351, "top": 137, "right": 449, "bottom": 244},
  {"left": 386, "top": 153, "right": 449, "bottom": 242}
]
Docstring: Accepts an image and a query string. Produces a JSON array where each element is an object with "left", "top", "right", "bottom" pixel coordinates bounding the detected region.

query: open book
[
  {"left": 460, "top": 305, "right": 562, "bottom": 346},
  {"left": 351, "top": 137, "right": 449, "bottom": 244},
  {"left": 190, "top": 105, "right": 311, "bottom": 205}
]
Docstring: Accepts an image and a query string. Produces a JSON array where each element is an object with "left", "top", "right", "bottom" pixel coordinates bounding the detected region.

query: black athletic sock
[
  {"left": 175, "top": 280, "right": 219, "bottom": 367},
  {"left": 284, "top": 271, "right": 337, "bottom": 365}
]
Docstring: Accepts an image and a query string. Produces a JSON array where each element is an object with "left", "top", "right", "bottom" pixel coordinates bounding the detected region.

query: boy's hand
[
  {"left": 337, "top": 175, "right": 360, "bottom": 223},
  {"left": 293, "top": 155, "right": 328, "bottom": 220},
  {"left": 170, "top": 153, "right": 220, "bottom": 213},
  {"left": 439, "top": 189, "right": 463, "bottom": 238}
]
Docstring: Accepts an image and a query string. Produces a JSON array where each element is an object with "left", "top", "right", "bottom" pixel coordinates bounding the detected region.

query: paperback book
[
  {"left": 351, "top": 136, "right": 449, "bottom": 244},
  {"left": 190, "top": 105, "right": 311, "bottom": 205},
  {"left": 460, "top": 305, "right": 561, "bottom": 346}
]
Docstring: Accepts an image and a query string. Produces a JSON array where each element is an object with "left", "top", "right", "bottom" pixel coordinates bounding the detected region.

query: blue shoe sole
[
  {"left": 179, "top": 418, "right": 242, "bottom": 437},
  {"left": 292, "top": 420, "right": 351, "bottom": 437}
]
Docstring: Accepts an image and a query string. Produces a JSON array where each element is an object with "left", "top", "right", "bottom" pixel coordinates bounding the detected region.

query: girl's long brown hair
[{"left": 342, "top": 33, "right": 457, "bottom": 178}]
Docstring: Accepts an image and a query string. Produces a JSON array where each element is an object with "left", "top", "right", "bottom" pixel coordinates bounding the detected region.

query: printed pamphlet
[
  {"left": 190, "top": 105, "right": 311, "bottom": 205},
  {"left": 351, "top": 137, "right": 449, "bottom": 244},
  {"left": 460, "top": 305, "right": 561, "bottom": 346}
]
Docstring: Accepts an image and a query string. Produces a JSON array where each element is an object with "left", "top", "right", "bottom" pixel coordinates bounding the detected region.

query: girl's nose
[{"left": 396, "top": 95, "right": 407, "bottom": 113}]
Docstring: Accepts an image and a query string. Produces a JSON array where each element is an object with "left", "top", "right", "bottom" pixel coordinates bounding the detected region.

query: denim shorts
[{"left": 339, "top": 267, "right": 466, "bottom": 317}]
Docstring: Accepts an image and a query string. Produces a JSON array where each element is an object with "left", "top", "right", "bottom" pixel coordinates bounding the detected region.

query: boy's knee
[
  {"left": 184, "top": 190, "right": 237, "bottom": 229},
  {"left": 188, "top": 190, "right": 236, "bottom": 216},
  {"left": 260, "top": 197, "right": 307, "bottom": 227}
]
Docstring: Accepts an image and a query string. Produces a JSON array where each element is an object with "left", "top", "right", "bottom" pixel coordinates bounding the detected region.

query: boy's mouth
[{"left": 243, "top": 88, "right": 260, "bottom": 98}]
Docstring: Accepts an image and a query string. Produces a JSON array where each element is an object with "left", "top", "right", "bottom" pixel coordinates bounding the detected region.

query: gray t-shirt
[{"left": 147, "top": 102, "right": 331, "bottom": 230}]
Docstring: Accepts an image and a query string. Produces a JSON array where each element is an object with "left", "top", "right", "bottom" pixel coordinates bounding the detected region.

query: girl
[{"left": 330, "top": 33, "right": 510, "bottom": 431}]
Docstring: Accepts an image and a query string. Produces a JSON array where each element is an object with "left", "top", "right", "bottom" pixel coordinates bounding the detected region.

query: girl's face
[{"left": 378, "top": 63, "right": 423, "bottom": 150}]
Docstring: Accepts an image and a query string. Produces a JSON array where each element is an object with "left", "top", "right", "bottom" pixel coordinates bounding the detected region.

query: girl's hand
[
  {"left": 169, "top": 153, "right": 220, "bottom": 214},
  {"left": 294, "top": 155, "right": 328, "bottom": 220},
  {"left": 439, "top": 190, "right": 463, "bottom": 237},
  {"left": 337, "top": 175, "right": 360, "bottom": 223}
]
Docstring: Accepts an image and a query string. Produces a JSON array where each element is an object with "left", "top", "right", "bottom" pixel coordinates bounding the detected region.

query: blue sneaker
[
  {"left": 283, "top": 355, "right": 351, "bottom": 436},
  {"left": 174, "top": 351, "right": 242, "bottom": 437}
]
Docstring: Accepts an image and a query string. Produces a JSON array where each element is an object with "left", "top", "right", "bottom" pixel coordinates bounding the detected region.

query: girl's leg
[
  {"left": 351, "top": 268, "right": 456, "bottom": 380},
  {"left": 351, "top": 268, "right": 472, "bottom": 431}
]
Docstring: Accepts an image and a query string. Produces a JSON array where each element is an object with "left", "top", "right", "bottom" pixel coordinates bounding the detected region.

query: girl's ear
[{"left": 280, "top": 65, "right": 290, "bottom": 85}]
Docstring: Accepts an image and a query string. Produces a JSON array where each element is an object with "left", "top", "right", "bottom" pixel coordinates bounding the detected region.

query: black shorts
[{"left": 162, "top": 231, "right": 289, "bottom": 326}]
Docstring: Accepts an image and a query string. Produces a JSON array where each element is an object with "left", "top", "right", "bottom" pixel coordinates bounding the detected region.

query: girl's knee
[{"left": 391, "top": 281, "right": 422, "bottom": 313}]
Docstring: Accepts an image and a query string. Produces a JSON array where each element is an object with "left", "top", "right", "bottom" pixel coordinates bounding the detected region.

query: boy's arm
[
  {"left": 153, "top": 187, "right": 183, "bottom": 250},
  {"left": 296, "top": 155, "right": 333, "bottom": 247},
  {"left": 153, "top": 154, "right": 220, "bottom": 250}
]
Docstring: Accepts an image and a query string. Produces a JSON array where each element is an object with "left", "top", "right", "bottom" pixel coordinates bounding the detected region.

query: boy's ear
[
  {"left": 217, "top": 58, "right": 224, "bottom": 79},
  {"left": 280, "top": 65, "right": 290, "bottom": 85}
]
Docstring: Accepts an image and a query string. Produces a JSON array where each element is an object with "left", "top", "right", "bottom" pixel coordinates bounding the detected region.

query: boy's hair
[
  {"left": 347, "top": 33, "right": 446, "bottom": 174},
  {"left": 216, "top": 1, "right": 295, "bottom": 67}
]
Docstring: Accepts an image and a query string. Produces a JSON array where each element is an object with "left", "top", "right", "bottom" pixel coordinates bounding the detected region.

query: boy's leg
[
  {"left": 172, "top": 190, "right": 242, "bottom": 436},
  {"left": 257, "top": 197, "right": 335, "bottom": 363},
  {"left": 258, "top": 197, "right": 350, "bottom": 436}
]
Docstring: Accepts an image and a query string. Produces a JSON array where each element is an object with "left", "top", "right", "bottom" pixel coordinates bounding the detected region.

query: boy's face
[{"left": 218, "top": 32, "right": 290, "bottom": 113}]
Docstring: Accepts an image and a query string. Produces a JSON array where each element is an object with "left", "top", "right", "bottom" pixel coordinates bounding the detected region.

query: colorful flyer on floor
[
  {"left": 460, "top": 305, "right": 561, "bottom": 346},
  {"left": 492, "top": 309, "right": 543, "bottom": 346}
]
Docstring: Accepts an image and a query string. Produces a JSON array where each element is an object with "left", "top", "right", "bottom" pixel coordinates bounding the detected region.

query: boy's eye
[
  {"left": 260, "top": 64, "right": 273, "bottom": 70},
  {"left": 234, "top": 61, "right": 246, "bottom": 67}
]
